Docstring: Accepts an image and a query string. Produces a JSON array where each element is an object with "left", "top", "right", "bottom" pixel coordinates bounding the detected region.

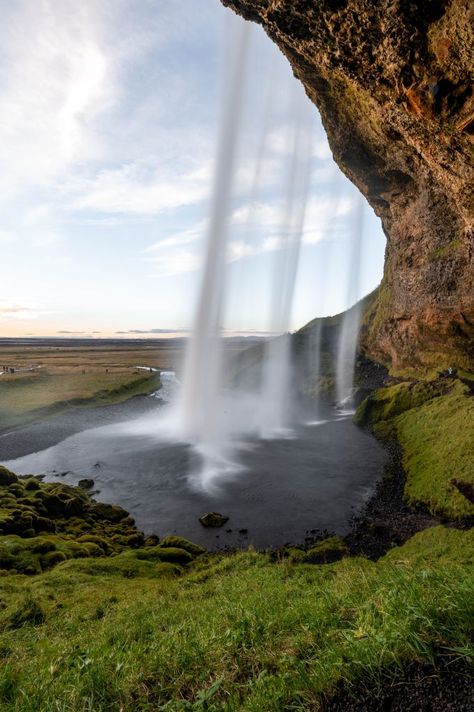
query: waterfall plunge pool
[{"left": 1, "top": 397, "right": 386, "bottom": 550}]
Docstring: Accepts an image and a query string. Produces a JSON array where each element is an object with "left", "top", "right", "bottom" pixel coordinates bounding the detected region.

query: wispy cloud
[
  {"left": 143, "top": 194, "right": 356, "bottom": 277},
  {"left": 68, "top": 159, "right": 212, "bottom": 215},
  {"left": 0, "top": 301, "right": 48, "bottom": 321},
  {"left": 0, "top": 1, "right": 113, "bottom": 197},
  {"left": 116, "top": 328, "right": 188, "bottom": 335}
]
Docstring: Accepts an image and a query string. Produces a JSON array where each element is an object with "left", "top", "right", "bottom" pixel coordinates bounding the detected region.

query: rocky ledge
[{"left": 221, "top": 0, "right": 474, "bottom": 373}]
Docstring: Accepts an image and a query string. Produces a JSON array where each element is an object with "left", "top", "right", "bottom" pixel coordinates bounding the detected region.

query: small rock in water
[
  {"left": 78, "top": 479, "right": 94, "bottom": 490},
  {"left": 238, "top": 528, "right": 248, "bottom": 535},
  {"left": 199, "top": 512, "right": 229, "bottom": 528}
]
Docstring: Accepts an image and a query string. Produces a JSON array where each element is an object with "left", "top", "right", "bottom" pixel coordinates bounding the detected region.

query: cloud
[
  {"left": 0, "top": 0, "right": 114, "bottom": 197},
  {"left": 0, "top": 301, "right": 47, "bottom": 320},
  {"left": 143, "top": 194, "right": 356, "bottom": 277},
  {"left": 68, "top": 158, "right": 212, "bottom": 215},
  {"left": 144, "top": 223, "right": 206, "bottom": 253},
  {"left": 116, "top": 328, "right": 188, "bottom": 335}
]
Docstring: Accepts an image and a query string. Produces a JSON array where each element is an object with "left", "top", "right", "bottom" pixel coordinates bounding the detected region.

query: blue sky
[{"left": 0, "top": 0, "right": 386, "bottom": 338}]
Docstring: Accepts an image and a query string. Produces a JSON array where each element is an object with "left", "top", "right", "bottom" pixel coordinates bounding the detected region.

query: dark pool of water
[{"left": 1, "top": 399, "right": 386, "bottom": 549}]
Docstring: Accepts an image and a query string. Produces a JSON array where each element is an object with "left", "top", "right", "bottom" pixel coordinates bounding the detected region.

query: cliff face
[{"left": 221, "top": 0, "right": 474, "bottom": 372}]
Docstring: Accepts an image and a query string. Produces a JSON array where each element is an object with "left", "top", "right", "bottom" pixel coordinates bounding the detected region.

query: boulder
[
  {"left": 91, "top": 502, "right": 129, "bottom": 523},
  {"left": 160, "top": 535, "right": 206, "bottom": 556},
  {"left": 78, "top": 479, "right": 95, "bottom": 490},
  {"left": 199, "top": 512, "right": 229, "bottom": 528},
  {"left": 0, "top": 467, "right": 18, "bottom": 487}
]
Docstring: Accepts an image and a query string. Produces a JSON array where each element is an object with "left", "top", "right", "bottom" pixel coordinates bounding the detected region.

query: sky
[{"left": 0, "top": 0, "right": 386, "bottom": 338}]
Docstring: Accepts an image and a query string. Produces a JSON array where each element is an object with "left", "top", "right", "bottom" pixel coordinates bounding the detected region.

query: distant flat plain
[
  {"left": 0, "top": 337, "right": 259, "bottom": 430},
  {"left": 0, "top": 338, "right": 184, "bottom": 430}
]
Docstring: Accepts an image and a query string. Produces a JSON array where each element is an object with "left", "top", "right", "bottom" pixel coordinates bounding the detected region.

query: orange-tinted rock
[{"left": 221, "top": 0, "right": 474, "bottom": 372}]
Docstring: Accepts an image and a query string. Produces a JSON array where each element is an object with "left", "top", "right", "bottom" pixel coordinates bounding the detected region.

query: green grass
[
  {"left": 0, "top": 526, "right": 471, "bottom": 711},
  {"left": 353, "top": 380, "right": 442, "bottom": 427},
  {"left": 355, "top": 379, "right": 474, "bottom": 518},
  {"left": 397, "top": 385, "right": 474, "bottom": 517},
  {"left": 0, "top": 372, "right": 158, "bottom": 430}
]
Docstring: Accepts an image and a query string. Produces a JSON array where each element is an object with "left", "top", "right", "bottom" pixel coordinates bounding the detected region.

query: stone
[
  {"left": 221, "top": 0, "right": 474, "bottom": 373},
  {"left": 159, "top": 535, "right": 206, "bottom": 556},
  {"left": 0, "top": 467, "right": 18, "bottom": 487},
  {"left": 23, "top": 478, "right": 41, "bottom": 491},
  {"left": 91, "top": 502, "right": 129, "bottom": 523},
  {"left": 199, "top": 512, "right": 229, "bottom": 528},
  {"left": 78, "top": 479, "right": 95, "bottom": 490}
]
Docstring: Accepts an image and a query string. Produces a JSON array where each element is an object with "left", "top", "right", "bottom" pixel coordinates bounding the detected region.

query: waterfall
[
  {"left": 335, "top": 196, "right": 365, "bottom": 408},
  {"left": 172, "top": 10, "right": 368, "bottom": 488},
  {"left": 259, "top": 89, "right": 314, "bottom": 436},
  {"left": 176, "top": 20, "right": 251, "bottom": 487}
]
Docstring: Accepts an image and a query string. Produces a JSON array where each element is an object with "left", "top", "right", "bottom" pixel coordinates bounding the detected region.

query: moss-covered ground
[
  {"left": 354, "top": 376, "right": 474, "bottom": 518},
  {"left": 0, "top": 526, "right": 472, "bottom": 711},
  {"left": 0, "top": 459, "right": 471, "bottom": 710}
]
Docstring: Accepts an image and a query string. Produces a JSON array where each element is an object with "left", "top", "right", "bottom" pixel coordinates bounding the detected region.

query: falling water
[
  {"left": 173, "top": 10, "right": 367, "bottom": 488},
  {"left": 177, "top": 21, "right": 251, "bottom": 485},
  {"left": 259, "top": 90, "right": 314, "bottom": 436},
  {"left": 335, "top": 196, "right": 365, "bottom": 408}
]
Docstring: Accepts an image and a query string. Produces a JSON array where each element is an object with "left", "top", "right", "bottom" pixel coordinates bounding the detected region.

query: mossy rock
[
  {"left": 303, "top": 537, "right": 348, "bottom": 564},
  {"left": 42, "top": 494, "right": 67, "bottom": 516},
  {"left": 160, "top": 536, "right": 206, "bottom": 557},
  {"left": 22, "top": 528, "right": 36, "bottom": 538},
  {"left": 284, "top": 547, "right": 306, "bottom": 562},
  {"left": 91, "top": 502, "right": 129, "bottom": 523},
  {"left": 0, "top": 467, "right": 18, "bottom": 487},
  {"left": 64, "top": 497, "right": 87, "bottom": 516},
  {"left": 135, "top": 546, "right": 193, "bottom": 565},
  {"left": 41, "top": 551, "right": 67, "bottom": 569},
  {"left": 23, "top": 478, "right": 41, "bottom": 491},
  {"left": 81, "top": 542, "right": 103, "bottom": 557},
  {"left": 31, "top": 539, "right": 56, "bottom": 554},
  {"left": 199, "top": 512, "right": 229, "bottom": 528},
  {"left": 77, "top": 535, "right": 112, "bottom": 553},
  {"left": 78, "top": 479, "right": 94, "bottom": 490},
  {"left": 7, "top": 484, "right": 24, "bottom": 498},
  {"left": 35, "top": 516, "right": 56, "bottom": 533}
]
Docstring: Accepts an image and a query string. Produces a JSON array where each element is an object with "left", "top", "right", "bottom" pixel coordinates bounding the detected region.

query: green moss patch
[
  {"left": 396, "top": 387, "right": 474, "bottom": 517},
  {"left": 356, "top": 378, "right": 474, "bottom": 518},
  {"left": 283, "top": 536, "right": 348, "bottom": 564},
  {"left": 354, "top": 380, "right": 443, "bottom": 426},
  {"left": 159, "top": 535, "right": 206, "bottom": 557}
]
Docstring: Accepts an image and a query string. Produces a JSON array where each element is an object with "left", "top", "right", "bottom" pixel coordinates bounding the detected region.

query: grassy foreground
[
  {"left": 0, "top": 370, "right": 472, "bottom": 710},
  {"left": 0, "top": 526, "right": 472, "bottom": 711},
  {"left": 0, "top": 461, "right": 472, "bottom": 711}
]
